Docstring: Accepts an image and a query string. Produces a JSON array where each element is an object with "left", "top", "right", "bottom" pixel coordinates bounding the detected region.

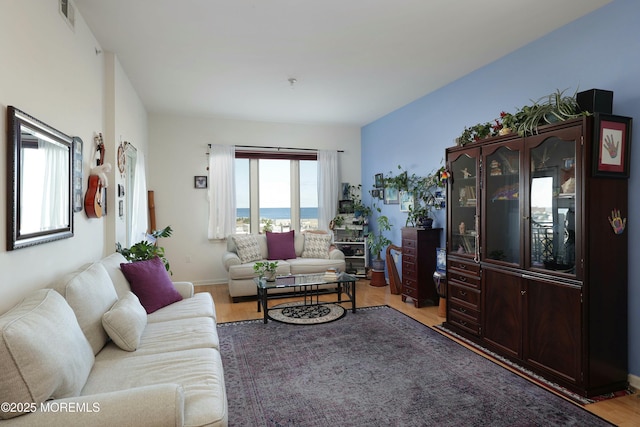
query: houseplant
[
  {"left": 367, "top": 214, "right": 392, "bottom": 271},
  {"left": 253, "top": 260, "right": 279, "bottom": 281},
  {"left": 513, "top": 88, "right": 586, "bottom": 136},
  {"left": 116, "top": 225, "right": 173, "bottom": 274},
  {"left": 347, "top": 184, "right": 372, "bottom": 220},
  {"left": 385, "top": 165, "right": 446, "bottom": 228}
]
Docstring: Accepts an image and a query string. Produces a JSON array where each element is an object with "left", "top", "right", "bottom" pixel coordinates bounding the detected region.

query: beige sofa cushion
[
  {"left": 231, "top": 234, "right": 263, "bottom": 263},
  {"left": 102, "top": 292, "right": 147, "bottom": 351},
  {"left": 97, "top": 317, "right": 220, "bottom": 360},
  {"left": 52, "top": 262, "right": 118, "bottom": 355},
  {"left": 83, "top": 347, "right": 227, "bottom": 427},
  {"left": 147, "top": 292, "right": 216, "bottom": 323},
  {"left": 0, "top": 289, "right": 94, "bottom": 419},
  {"left": 99, "top": 252, "right": 133, "bottom": 297},
  {"left": 301, "top": 233, "right": 332, "bottom": 258}
]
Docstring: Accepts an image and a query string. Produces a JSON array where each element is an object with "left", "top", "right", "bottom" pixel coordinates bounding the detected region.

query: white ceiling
[{"left": 74, "top": 0, "right": 611, "bottom": 126}]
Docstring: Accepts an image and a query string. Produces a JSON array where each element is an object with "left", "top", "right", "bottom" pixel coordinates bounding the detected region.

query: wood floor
[{"left": 196, "top": 280, "right": 640, "bottom": 426}]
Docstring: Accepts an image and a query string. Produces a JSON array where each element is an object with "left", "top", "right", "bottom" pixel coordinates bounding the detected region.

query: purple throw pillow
[
  {"left": 120, "top": 257, "right": 182, "bottom": 314},
  {"left": 266, "top": 230, "right": 297, "bottom": 260}
]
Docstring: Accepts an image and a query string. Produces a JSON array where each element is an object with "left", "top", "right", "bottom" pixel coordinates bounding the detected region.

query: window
[{"left": 234, "top": 152, "right": 318, "bottom": 234}]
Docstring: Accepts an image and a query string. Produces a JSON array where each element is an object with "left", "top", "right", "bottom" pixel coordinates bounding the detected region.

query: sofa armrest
[
  {"left": 222, "top": 252, "right": 241, "bottom": 271},
  {"left": 329, "top": 248, "right": 345, "bottom": 260},
  {"left": 4, "top": 384, "right": 184, "bottom": 427},
  {"left": 173, "top": 281, "right": 194, "bottom": 299}
]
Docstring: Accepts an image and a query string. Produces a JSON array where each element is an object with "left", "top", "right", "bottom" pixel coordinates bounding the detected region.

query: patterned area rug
[
  {"left": 218, "top": 306, "right": 614, "bottom": 427},
  {"left": 268, "top": 302, "right": 346, "bottom": 325}
]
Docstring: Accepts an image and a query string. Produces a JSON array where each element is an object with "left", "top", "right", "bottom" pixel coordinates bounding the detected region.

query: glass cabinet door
[
  {"left": 448, "top": 149, "right": 479, "bottom": 259},
  {"left": 483, "top": 142, "right": 522, "bottom": 265},
  {"left": 527, "top": 133, "right": 578, "bottom": 276}
]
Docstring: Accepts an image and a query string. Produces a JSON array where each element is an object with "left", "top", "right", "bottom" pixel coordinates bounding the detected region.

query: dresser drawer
[
  {"left": 402, "top": 261, "right": 416, "bottom": 276},
  {"left": 449, "top": 301, "right": 480, "bottom": 323},
  {"left": 404, "top": 277, "right": 417, "bottom": 290},
  {"left": 403, "top": 238, "right": 417, "bottom": 249},
  {"left": 449, "top": 282, "right": 480, "bottom": 308},
  {"left": 448, "top": 258, "right": 480, "bottom": 276},
  {"left": 402, "top": 285, "right": 418, "bottom": 299},
  {"left": 449, "top": 270, "right": 480, "bottom": 289},
  {"left": 403, "top": 245, "right": 417, "bottom": 258},
  {"left": 449, "top": 312, "right": 481, "bottom": 336}
]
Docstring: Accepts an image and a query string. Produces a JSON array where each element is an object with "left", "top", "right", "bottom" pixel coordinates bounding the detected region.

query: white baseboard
[{"left": 628, "top": 373, "right": 640, "bottom": 390}]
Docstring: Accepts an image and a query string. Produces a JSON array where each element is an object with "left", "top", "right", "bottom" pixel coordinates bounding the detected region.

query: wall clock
[{"left": 117, "top": 142, "right": 126, "bottom": 176}]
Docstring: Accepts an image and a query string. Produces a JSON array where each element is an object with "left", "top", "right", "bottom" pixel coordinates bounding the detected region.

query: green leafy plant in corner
[
  {"left": 367, "top": 214, "right": 392, "bottom": 261},
  {"left": 116, "top": 226, "right": 173, "bottom": 274}
]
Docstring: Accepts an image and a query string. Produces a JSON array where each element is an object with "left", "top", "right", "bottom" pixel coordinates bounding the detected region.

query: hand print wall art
[{"left": 593, "top": 114, "right": 632, "bottom": 178}]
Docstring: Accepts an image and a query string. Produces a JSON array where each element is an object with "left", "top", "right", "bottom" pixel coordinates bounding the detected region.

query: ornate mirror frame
[{"left": 7, "top": 106, "right": 74, "bottom": 250}]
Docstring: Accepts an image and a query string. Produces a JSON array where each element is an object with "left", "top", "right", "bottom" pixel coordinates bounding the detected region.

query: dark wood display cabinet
[
  {"left": 443, "top": 116, "right": 630, "bottom": 397},
  {"left": 401, "top": 227, "right": 441, "bottom": 308}
]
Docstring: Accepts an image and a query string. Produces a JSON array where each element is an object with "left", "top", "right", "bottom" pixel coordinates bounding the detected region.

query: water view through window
[{"left": 235, "top": 158, "right": 318, "bottom": 234}]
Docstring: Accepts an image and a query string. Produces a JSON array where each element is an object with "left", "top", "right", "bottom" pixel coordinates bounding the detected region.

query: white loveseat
[
  {"left": 0, "top": 253, "right": 227, "bottom": 427},
  {"left": 223, "top": 231, "right": 346, "bottom": 301}
]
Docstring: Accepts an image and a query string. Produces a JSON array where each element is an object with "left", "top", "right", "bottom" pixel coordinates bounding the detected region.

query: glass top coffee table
[{"left": 255, "top": 273, "right": 357, "bottom": 323}]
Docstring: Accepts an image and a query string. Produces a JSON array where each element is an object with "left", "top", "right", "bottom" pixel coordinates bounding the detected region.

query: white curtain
[
  {"left": 317, "top": 150, "right": 339, "bottom": 230},
  {"left": 208, "top": 144, "right": 236, "bottom": 239},
  {"left": 130, "top": 150, "right": 149, "bottom": 243},
  {"left": 40, "top": 138, "right": 69, "bottom": 230}
]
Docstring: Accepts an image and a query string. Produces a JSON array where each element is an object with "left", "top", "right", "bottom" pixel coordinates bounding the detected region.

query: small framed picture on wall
[
  {"left": 194, "top": 176, "right": 208, "bottom": 188},
  {"left": 593, "top": 114, "right": 632, "bottom": 178}
]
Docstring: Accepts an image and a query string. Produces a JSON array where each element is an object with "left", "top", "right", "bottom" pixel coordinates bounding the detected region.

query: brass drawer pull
[{"left": 459, "top": 290, "right": 467, "bottom": 296}]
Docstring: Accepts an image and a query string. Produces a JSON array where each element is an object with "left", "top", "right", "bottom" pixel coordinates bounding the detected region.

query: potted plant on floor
[
  {"left": 253, "top": 261, "right": 279, "bottom": 282},
  {"left": 367, "top": 215, "right": 392, "bottom": 271}
]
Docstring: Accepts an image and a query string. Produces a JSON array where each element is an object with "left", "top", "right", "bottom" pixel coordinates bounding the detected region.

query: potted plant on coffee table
[{"left": 253, "top": 261, "right": 279, "bottom": 282}]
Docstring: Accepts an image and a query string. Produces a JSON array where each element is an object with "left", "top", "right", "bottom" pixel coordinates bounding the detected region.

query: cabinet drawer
[
  {"left": 449, "top": 301, "right": 480, "bottom": 323},
  {"left": 403, "top": 246, "right": 417, "bottom": 257},
  {"left": 404, "top": 278, "right": 417, "bottom": 290},
  {"left": 402, "top": 261, "right": 416, "bottom": 275},
  {"left": 449, "top": 271, "right": 480, "bottom": 289},
  {"left": 403, "top": 238, "right": 417, "bottom": 249},
  {"left": 449, "top": 312, "right": 481, "bottom": 336},
  {"left": 449, "top": 282, "right": 480, "bottom": 308},
  {"left": 403, "top": 285, "right": 418, "bottom": 299},
  {"left": 448, "top": 258, "right": 480, "bottom": 276}
]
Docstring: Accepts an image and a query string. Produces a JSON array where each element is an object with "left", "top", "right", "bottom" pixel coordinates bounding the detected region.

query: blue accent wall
[{"left": 362, "top": 0, "right": 640, "bottom": 377}]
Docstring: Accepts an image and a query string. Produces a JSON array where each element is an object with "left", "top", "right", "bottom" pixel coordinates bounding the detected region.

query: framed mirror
[{"left": 7, "top": 106, "right": 74, "bottom": 250}]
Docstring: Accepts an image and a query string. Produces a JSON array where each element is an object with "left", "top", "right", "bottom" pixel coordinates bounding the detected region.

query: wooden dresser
[{"left": 401, "top": 227, "right": 441, "bottom": 308}]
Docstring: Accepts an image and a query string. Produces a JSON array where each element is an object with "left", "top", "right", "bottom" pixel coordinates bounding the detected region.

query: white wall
[
  {"left": 0, "top": 1, "right": 147, "bottom": 313},
  {"left": 148, "top": 114, "right": 361, "bottom": 285}
]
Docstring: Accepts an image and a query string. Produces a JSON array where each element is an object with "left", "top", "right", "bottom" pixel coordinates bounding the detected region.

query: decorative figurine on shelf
[
  {"left": 461, "top": 168, "right": 472, "bottom": 178},
  {"left": 490, "top": 160, "right": 502, "bottom": 176},
  {"left": 608, "top": 209, "right": 626, "bottom": 235},
  {"left": 459, "top": 222, "right": 465, "bottom": 235}
]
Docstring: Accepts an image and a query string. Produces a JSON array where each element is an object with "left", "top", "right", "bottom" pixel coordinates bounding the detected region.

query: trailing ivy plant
[{"left": 116, "top": 226, "right": 173, "bottom": 274}]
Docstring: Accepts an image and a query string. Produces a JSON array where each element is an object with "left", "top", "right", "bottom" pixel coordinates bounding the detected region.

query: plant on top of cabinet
[{"left": 456, "top": 88, "right": 591, "bottom": 146}]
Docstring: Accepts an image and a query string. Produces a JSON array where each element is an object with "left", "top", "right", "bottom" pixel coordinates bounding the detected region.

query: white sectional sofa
[
  {"left": 0, "top": 253, "right": 227, "bottom": 427},
  {"left": 223, "top": 231, "right": 346, "bottom": 301}
]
